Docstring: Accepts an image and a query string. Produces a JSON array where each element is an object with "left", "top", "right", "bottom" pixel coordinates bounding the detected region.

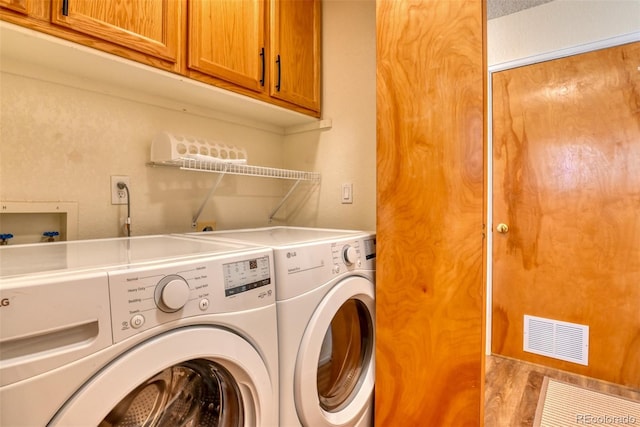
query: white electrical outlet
[{"left": 111, "top": 176, "right": 130, "bottom": 205}]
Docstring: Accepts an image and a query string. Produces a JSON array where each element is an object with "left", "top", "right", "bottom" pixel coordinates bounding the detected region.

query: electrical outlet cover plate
[{"left": 111, "top": 176, "right": 130, "bottom": 205}]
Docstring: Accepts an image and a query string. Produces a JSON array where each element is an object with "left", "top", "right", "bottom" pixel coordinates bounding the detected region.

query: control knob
[
  {"left": 155, "top": 275, "right": 190, "bottom": 313},
  {"left": 342, "top": 245, "right": 358, "bottom": 265}
]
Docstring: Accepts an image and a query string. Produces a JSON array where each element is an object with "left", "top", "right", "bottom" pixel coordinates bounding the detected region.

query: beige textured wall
[
  {"left": 488, "top": 0, "right": 640, "bottom": 66},
  {"left": 0, "top": 1, "right": 377, "bottom": 242},
  {"left": 0, "top": 73, "right": 286, "bottom": 241},
  {"left": 284, "top": 0, "right": 376, "bottom": 232}
]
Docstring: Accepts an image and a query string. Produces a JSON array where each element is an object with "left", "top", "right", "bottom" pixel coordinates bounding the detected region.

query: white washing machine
[
  {"left": 0, "top": 235, "right": 279, "bottom": 427},
  {"left": 180, "top": 227, "right": 376, "bottom": 427}
]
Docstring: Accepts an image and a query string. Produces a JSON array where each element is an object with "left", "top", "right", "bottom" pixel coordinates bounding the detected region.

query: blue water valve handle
[
  {"left": 43, "top": 231, "right": 60, "bottom": 242},
  {"left": 0, "top": 233, "right": 14, "bottom": 245}
]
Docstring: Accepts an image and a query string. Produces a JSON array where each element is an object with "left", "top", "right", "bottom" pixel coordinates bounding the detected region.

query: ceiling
[{"left": 487, "top": 0, "right": 555, "bottom": 19}]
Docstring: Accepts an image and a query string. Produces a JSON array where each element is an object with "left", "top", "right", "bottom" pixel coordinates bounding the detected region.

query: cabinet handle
[
  {"left": 275, "top": 55, "right": 281, "bottom": 92},
  {"left": 62, "top": 0, "right": 69, "bottom": 15},
  {"left": 259, "top": 47, "right": 265, "bottom": 87}
]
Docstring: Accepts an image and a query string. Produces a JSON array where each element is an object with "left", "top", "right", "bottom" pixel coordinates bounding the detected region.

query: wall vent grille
[{"left": 523, "top": 315, "right": 589, "bottom": 365}]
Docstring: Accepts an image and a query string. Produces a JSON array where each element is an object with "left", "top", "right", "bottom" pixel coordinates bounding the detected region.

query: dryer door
[
  {"left": 50, "top": 326, "right": 276, "bottom": 427},
  {"left": 294, "top": 275, "right": 375, "bottom": 427}
]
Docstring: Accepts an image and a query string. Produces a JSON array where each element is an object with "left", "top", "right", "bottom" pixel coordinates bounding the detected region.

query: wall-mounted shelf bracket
[
  {"left": 147, "top": 158, "right": 321, "bottom": 225},
  {"left": 268, "top": 179, "right": 302, "bottom": 223},
  {"left": 190, "top": 163, "right": 229, "bottom": 228}
]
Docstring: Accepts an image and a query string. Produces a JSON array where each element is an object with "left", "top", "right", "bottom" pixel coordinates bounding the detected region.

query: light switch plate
[{"left": 341, "top": 183, "right": 353, "bottom": 204}]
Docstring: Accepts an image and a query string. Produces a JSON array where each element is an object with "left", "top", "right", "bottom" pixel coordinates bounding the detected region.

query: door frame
[{"left": 484, "top": 31, "right": 640, "bottom": 355}]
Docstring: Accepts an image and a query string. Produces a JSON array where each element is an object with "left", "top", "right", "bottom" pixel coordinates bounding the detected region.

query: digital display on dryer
[
  {"left": 364, "top": 238, "right": 376, "bottom": 260},
  {"left": 223, "top": 256, "right": 271, "bottom": 297}
]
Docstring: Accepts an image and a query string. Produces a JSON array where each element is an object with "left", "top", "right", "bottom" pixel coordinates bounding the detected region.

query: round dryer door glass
[
  {"left": 316, "top": 299, "right": 373, "bottom": 412},
  {"left": 99, "top": 359, "right": 243, "bottom": 427}
]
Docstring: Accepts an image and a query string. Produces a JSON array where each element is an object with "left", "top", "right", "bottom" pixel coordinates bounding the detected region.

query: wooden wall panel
[
  {"left": 491, "top": 41, "right": 640, "bottom": 388},
  {"left": 375, "top": 0, "right": 486, "bottom": 425}
]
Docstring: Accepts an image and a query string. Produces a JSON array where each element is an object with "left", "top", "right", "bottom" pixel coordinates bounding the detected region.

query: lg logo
[{"left": 0, "top": 298, "right": 9, "bottom": 307}]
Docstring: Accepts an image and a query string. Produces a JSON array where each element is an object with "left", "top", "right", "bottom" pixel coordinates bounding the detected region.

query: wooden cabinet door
[
  {"left": 188, "top": 0, "right": 265, "bottom": 92},
  {"left": 492, "top": 42, "right": 640, "bottom": 388},
  {"left": 50, "top": 0, "right": 179, "bottom": 62},
  {"left": 0, "top": 0, "right": 28, "bottom": 14},
  {"left": 270, "top": 0, "right": 321, "bottom": 112}
]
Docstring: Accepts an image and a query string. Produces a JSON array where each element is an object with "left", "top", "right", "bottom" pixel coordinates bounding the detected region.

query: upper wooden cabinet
[
  {"left": 188, "top": 0, "right": 265, "bottom": 92},
  {"left": 187, "top": 0, "right": 321, "bottom": 115},
  {"left": 270, "top": 0, "right": 321, "bottom": 113},
  {"left": 0, "top": 0, "right": 28, "bottom": 15},
  {"left": 0, "top": 0, "right": 320, "bottom": 117},
  {"left": 50, "top": 0, "right": 180, "bottom": 63}
]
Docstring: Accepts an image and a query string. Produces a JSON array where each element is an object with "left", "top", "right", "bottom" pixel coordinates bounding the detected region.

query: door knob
[{"left": 496, "top": 223, "right": 509, "bottom": 234}]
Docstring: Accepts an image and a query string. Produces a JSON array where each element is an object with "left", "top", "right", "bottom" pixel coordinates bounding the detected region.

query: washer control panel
[
  {"left": 155, "top": 274, "right": 191, "bottom": 312},
  {"left": 223, "top": 257, "right": 271, "bottom": 297},
  {"left": 107, "top": 250, "right": 273, "bottom": 343}
]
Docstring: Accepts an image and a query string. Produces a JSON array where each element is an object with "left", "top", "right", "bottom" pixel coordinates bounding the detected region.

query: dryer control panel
[
  {"left": 108, "top": 249, "right": 274, "bottom": 343},
  {"left": 275, "top": 233, "right": 376, "bottom": 301}
]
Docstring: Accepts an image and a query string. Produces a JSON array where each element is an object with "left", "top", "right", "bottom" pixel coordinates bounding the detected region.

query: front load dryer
[
  {"left": 0, "top": 235, "right": 278, "bottom": 427},
  {"left": 180, "top": 227, "right": 377, "bottom": 427}
]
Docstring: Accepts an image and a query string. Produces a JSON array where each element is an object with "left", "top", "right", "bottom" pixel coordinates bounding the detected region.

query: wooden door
[
  {"left": 50, "top": 0, "right": 179, "bottom": 62},
  {"left": 492, "top": 42, "right": 640, "bottom": 388},
  {"left": 376, "top": 0, "right": 486, "bottom": 425},
  {"left": 188, "top": 0, "right": 265, "bottom": 92},
  {"left": 270, "top": 0, "right": 321, "bottom": 112}
]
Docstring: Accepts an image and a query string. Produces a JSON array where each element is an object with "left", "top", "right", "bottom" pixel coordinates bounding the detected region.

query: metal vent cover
[{"left": 523, "top": 315, "right": 589, "bottom": 365}]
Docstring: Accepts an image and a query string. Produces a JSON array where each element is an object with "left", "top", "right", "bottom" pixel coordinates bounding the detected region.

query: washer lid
[
  {"left": 0, "top": 235, "right": 253, "bottom": 278},
  {"left": 183, "top": 226, "right": 366, "bottom": 247}
]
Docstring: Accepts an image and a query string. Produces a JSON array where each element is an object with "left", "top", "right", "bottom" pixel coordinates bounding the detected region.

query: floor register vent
[{"left": 523, "top": 315, "right": 589, "bottom": 366}]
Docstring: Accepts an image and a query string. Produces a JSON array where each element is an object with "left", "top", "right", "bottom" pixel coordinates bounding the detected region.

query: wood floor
[{"left": 484, "top": 355, "right": 640, "bottom": 426}]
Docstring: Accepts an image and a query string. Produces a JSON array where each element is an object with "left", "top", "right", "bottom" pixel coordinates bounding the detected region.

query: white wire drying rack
[
  {"left": 176, "top": 157, "right": 320, "bottom": 181},
  {"left": 147, "top": 158, "right": 321, "bottom": 224}
]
